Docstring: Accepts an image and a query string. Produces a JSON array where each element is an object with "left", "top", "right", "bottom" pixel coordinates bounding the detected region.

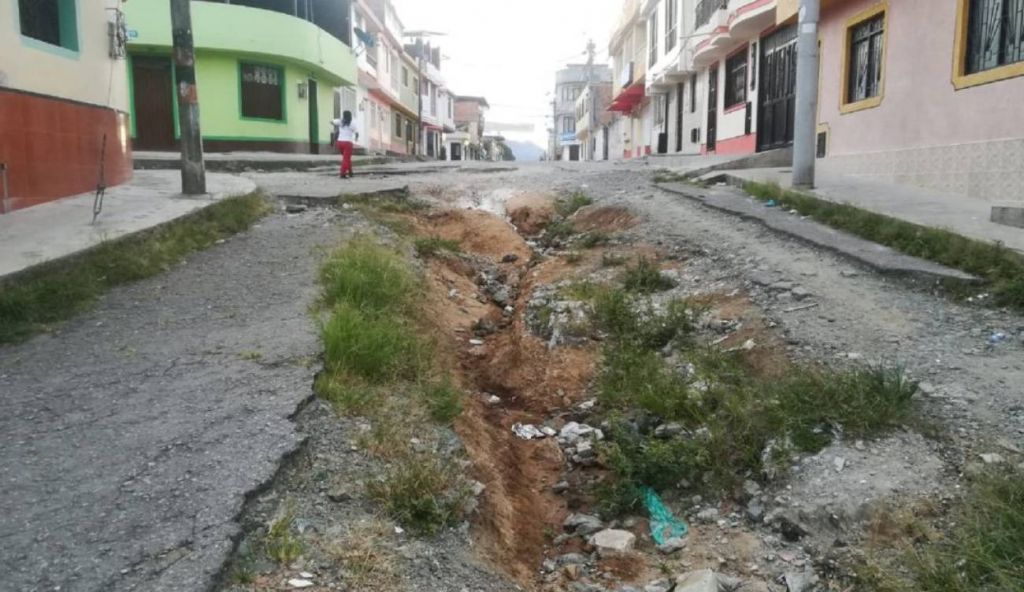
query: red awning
[{"left": 608, "top": 83, "right": 645, "bottom": 113}]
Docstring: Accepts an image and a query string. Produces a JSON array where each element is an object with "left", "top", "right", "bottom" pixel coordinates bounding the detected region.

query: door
[
  {"left": 602, "top": 126, "right": 609, "bottom": 160},
  {"left": 675, "top": 82, "right": 684, "bottom": 152},
  {"left": 451, "top": 143, "right": 462, "bottom": 161},
  {"left": 569, "top": 145, "right": 580, "bottom": 161},
  {"left": 706, "top": 65, "right": 718, "bottom": 152},
  {"left": 131, "top": 56, "right": 176, "bottom": 151},
  {"left": 308, "top": 78, "right": 319, "bottom": 154},
  {"left": 757, "top": 25, "right": 798, "bottom": 151}
]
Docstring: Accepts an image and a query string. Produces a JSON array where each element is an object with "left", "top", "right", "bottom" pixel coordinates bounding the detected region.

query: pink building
[{"left": 815, "top": 0, "right": 1024, "bottom": 200}]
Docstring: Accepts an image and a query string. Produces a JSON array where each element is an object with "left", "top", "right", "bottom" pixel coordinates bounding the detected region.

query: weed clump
[
  {"left": 578, "top": 231, "right": 610, "bottom": 249},
  {"left": 367, "top": 454, "right": 468, "bottom": 536},
  {"left": 319, "top": 238, "right": 418, "bottom": 313},
  {"left": 422, "top": 379, "right": 463, "bottom": 424},
  {"left": 554, "top": 191, "right": 594, "bottom": 218},
  {"left": 621, "top": 257, "right": 677, "bottom": 293},
  {"left": 414, "top": 236, "right": 461, "bottom": 258},
  {"left": 263, "top": 510, "right": 304, "bottom": 564}
]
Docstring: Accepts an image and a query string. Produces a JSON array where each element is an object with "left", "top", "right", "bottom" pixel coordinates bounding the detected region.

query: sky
[{"left": 391, "top": 0, "right": 623, "bottom": 151}]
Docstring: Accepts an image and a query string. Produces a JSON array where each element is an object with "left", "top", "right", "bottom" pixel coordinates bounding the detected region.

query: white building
[{"left": 643, "top": 0, "right": 704, "bottom": 155}]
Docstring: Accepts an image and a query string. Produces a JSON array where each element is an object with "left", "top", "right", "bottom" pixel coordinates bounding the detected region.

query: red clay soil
[
  {"left": 412, "top": 206, "right": 599, "bottom": 587},
  {"left": 506, "top": 194, "right": 556, "bottom": 235},
  {"left": 570, "top": 206, "right": 639, "bottom": 234}
]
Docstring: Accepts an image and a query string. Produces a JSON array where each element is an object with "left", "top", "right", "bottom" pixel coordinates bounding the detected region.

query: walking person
[{"left": 333, "top": 111, "right": 358, "bottom": 178}]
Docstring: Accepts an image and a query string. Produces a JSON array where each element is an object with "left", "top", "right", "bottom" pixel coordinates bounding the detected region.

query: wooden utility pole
[{"left": 170, "top": 0, "right": 206, "bottom": 194}]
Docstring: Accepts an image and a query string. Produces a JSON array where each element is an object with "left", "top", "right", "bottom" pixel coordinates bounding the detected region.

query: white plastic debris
[
  {"left": 469, "top": 338, "right": 485, "bottom": 346},
  {"left": 287, "top": 579, "right": 314, "bottom": 589}
]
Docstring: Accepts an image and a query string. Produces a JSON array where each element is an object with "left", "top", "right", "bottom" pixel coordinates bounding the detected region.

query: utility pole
[
  {"left": 415, "top": 41, "right": 424, "bottom": 157},
  {"left": 585, "top": 39, "right": 596, "bottom": 161},
  {"left": 550, "top": 98, "right": 558, "bottom": 160},
  {"left": 792, "top": 0, "right": 820, "bottom": 189},
  {"left": 170, "top": 0, "right": 206, "bottom": 194}
]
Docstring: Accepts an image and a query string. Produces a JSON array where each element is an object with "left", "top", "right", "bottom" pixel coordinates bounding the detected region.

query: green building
[{"left": 126, "top": 0, "right": 357, "bottom": 153}]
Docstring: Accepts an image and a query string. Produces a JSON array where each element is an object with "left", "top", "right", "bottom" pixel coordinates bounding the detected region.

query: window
[
  {"left": 240, "top": 63, "right": 284, "bottom": 121},
  {"left": 846, "top": 12, "right": 885, "bottom": 104},
  {"left": 649, "top": 10, "right": 659, "bottom": 66},
  {"left": 563, "top": 117, "right": 575, "bottom": 134},
  {"left": 723, "top": 50, "right": 747, "bottom": 109},
  {"left": 402, "top": 66, "right": 409, "bottom": 87},
  {"left": 666, "top": 0, "right": 678, "bottom": 52},
  {"left": 18, "top": 0, "right": 78, "bottom": 52},
  {"left": 395, "top": 113, "right": 403, "bottom": 138},
  {"left": 963, "top": 0, "right": 1024, "bottom": 76}
]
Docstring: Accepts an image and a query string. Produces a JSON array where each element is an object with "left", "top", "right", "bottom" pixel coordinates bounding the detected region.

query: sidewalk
[
  {"left": 715, "top": 168, "right": 1024, "bottom": 254},
  {"left": 0, "top": 170, "right": 256, "bottom": 280},
  {"left": 134, "top": 150, "right": 395, "bottom": 171}
]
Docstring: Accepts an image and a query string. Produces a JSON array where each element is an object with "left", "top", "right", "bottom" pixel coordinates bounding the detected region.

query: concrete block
[
  {"left": 588, "top": 529, "right": 636, "bottom": 554},
  {"left": 991, "top": 202, "right": 1024, "bottom": 229}
]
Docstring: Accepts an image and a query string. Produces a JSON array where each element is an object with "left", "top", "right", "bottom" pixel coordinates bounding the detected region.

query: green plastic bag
[{"left": 643, "top": 486, "right": 688, "bottom": 544}]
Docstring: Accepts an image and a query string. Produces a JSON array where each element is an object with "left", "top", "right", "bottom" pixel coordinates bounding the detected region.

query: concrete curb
[
  {"left": 654, "top": 181, "right": 980, "bottom": 284},
  {"left": 0, "top": 172, "right": 258, "bottom": 283}
]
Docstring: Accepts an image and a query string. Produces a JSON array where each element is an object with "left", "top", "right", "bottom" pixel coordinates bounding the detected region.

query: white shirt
[{"left": 333, "top": 119, "right": 357, "bottom": 142}]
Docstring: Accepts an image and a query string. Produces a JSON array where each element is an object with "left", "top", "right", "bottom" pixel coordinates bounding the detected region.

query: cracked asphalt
[{"left": 0, "top": 209, "right": 340, "bottom": 592}]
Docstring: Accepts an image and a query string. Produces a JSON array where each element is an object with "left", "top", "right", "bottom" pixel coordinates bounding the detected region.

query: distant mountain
[{"left": 505, "top": 140, "right": 545, "bottom": 162}]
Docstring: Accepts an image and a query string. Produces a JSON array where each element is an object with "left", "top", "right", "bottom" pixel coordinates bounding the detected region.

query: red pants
[{"left": 337, "top": 141, "right": 353, "bottom": 176}]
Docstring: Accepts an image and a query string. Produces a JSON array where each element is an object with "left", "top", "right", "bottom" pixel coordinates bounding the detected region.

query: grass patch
[
  {"left": 318, "top": 238, "right": 418, "bottom": 314},
  {"left": 601, "top": 252, "right": 628, "bottom": 267},
  {"left": 367, "top": 454, "right": 469, "bottom": 536},
  {"left": 321, "top": 301, "right": 427, "bottom": 382},
  {"left": 554, "top": 191, "right": 594, "bottom": 218},
  {"left": 587, "top": 285, "right": 917, "bottom": 513},
  {"left": 414, "top": 236, "right": 461, "bottom": 258},
  {"left": 331, "top": 522, "right": 402, "bottom": 591},
  {"left": 338, "top": 189, "right": 426, "bottom": 214},
  {"left": 0, "top": 192, "right": 270, "bottom": 345},
  {"left": 262, "top": 509, "right": 304, "bottom": 564},
  {"left": 540, "top": 219, "right": 576, "bottom": 247},
  {"left": 422, "top": 378, "right": 463, "bottom": 424},
  {"left": 578, "top": 231, "right": 610, "bottom": 249},
  {"left": 621, "top": 257, "right": 676, "bottom": 293},
  {"left": 743, "top": 180, "right": 1024, "bottom": 310},
  {"left": 856, "top": 469, "right": 1024, "bottom": 592}
]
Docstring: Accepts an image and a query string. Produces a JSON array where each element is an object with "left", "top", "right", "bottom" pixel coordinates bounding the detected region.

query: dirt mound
[
  {"left": 421, "top": 209, "right": 533, "bottom": 262},
  {"left": 507, "top": 194, "right": 556, "bottom": 235},
  {"left": 571, "top": 205, "right": 639, "bottom": 233}
]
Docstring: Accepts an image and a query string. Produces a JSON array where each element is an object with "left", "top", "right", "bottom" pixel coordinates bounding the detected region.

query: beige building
[{"left": 0, "top": 0, "right": 133, "bottom": 211}]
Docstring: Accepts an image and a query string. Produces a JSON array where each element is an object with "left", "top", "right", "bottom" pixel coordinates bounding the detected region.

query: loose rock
[{"left": 589, "top": 529, "right": 636, "bottom": 554}]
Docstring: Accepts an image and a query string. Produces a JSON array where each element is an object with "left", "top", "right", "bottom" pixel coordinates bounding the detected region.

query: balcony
[
  {"left": 695, "top": 0, "right": 728, "bottom": 29},
  {"left": 127, "top": 0, "right": 357, "bottom": 84}
]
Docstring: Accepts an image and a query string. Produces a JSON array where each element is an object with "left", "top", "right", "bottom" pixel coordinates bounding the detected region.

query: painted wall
[
  {"left": 128, "top": 50, "right": 336, "bottom": 146},
  {"left": 818, "top": 0, "right": 1024, "bottom": 155},
  {"left": 0, "top": 0, "right": 132, "bottom": 209},
  {"left": 0, "top": 0, "right": 130, "bottom": 112}
]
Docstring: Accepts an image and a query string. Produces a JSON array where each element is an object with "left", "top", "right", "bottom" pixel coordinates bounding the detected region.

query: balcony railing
[{"left": 695, "top": 0, "right": 728, "bottom": 29}]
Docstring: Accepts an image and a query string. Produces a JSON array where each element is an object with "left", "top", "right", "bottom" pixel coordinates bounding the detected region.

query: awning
[{"left": 608, "top": 83, "right": 645, "bottom": 113}]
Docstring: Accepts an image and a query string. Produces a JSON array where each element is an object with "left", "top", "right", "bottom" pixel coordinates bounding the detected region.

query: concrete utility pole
[
  {"left": 792, "top": 0, "right": 820, "bottom": 189},
  {"left": 170, "top": 0, "right": 206, "bottom": 194},
  {"left": 585, "top": 39, "right": 596, "bottom": 161}
]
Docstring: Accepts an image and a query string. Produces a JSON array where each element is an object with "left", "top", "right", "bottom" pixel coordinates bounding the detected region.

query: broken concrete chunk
[
  {"left": 657, "top": 536, "right": 687, "bottom": 555},
  {"left": 643, "top": 579, "right": 673, "bottom": 592},
  {"left": 589, "top": 528, "right": 636, "bottom": 554},
  {"left": 654, "top": 422, "right": 685, "bottom": 439},
  {"left": 980, "top": 452, "right": 1006, "bottom": 464},
  {"left": 512, "top": 423, "right": 546, "bottom": 440},
  {"left": 674, "top": 569, "right": 718, "bottom": 592},
  {"left": 791, "top": 286, "right": 810, "bottom": 300},
  {"left": 784, "top": 568, "right": 820, "bottom": 592},
  {"left": 564, "top": 513, "right": 604, "bottom": 535},
  {"left": 560, "top": 421, "right": 598, "bottom": 444}
]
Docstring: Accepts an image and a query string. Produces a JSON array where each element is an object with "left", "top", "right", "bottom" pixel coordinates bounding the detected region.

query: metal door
[
  {"left": 308, "top": 78, "right": 319, "bottom": 154},
  {"left": 706, "top": 65, "right": 718, "bottom": 151},
  {"left": 757, "top": 25, "right": 798, "bottom": 151}
]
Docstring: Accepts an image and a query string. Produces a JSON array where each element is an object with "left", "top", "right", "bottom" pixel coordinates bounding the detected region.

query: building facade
[
  {"left": 453, "top": 96, "right": 489, "bottom": 160},
  {"left": 643, "top": 0, "right": 705, "bottom": 155},
  {"left": 575, "top": 82, "right": 615, "bottom": 161},
  {"left": 350, "top": 0, "right": 392, "bottom": 155},
  {"left": 609, "top": 0, "right": 652, "bottom": 158},
  {"left": 553, "top": 64, "right": 602, "bottom": 160},
  {"left": 125, "top": 0, "right": 357, "bottom": 154},
  {"left": 812, "top": 0, "right": 1024, "bottom": 200},
  {"left": 1, "top": 0, "right": 133, "bottom": 211}
]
